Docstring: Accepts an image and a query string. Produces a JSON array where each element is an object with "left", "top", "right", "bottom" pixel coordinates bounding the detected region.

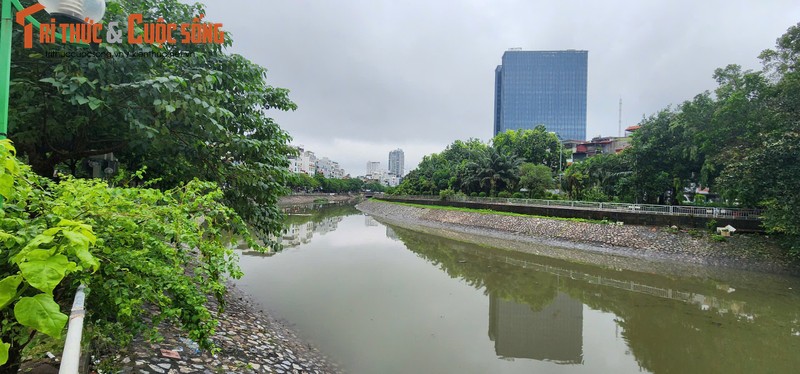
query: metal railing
[{"left": 383, "top": 195, "right": 763, "bottom": 220}]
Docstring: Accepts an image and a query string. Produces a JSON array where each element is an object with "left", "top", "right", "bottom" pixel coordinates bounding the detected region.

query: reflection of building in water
[
  {"left": 279, "top": 216, "right": 343, "bottom": 248},
  {"left": 489, "top": 292, "right": 583, "bottom": 364},
  {"left": 385, "top": 227, "right": 400, "bottom": 241},
  {"left": 365, "top": 216, "right": 379, "bottom": 227}
]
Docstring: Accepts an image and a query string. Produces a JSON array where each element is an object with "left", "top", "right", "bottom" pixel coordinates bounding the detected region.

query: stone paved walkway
[{"left": 111, "top": 287, "right": 342, "bottom": 374}]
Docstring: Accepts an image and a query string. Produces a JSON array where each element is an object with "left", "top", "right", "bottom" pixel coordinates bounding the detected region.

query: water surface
[{"left": 235, "top": 205, "right": 800, "bottom": 373}]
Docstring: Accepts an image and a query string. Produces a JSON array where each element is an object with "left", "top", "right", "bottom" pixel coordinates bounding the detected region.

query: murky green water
[{"left": 235, "top": 205, "right": 800, "bottom": 374}]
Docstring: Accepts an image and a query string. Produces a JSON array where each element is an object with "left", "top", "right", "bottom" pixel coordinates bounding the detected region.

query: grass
[{"left": 375, "top": 199, "right": 612, "bottom": 225}]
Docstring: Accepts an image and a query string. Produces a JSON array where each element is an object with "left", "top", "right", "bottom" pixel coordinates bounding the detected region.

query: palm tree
[{"left": 463, "top": 148, "right": 522, "bottom": 196}]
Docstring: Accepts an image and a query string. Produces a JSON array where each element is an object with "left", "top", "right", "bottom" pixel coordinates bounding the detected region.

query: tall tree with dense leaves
[
  {"left": 9, "top": 0, "right": 295, "bottom": 243},
  {"left": 492, "top": 126, "right": 566, "bottom": 170}
]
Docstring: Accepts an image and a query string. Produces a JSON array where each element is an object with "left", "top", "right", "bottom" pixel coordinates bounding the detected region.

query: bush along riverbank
[{"left": 357, "top": 200, "right": 800, "bottom": 275}]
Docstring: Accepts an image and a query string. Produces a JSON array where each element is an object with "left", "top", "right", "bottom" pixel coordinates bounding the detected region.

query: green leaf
[
  {"left": 14, "top": 294, "right": 68, "bottom": 338},
  {"left": 165, "top": 104, "right": 176, "bottom": 113},
  {"left": 0, "top": 338, "right": 9, "bottom": 366},
  {"left": 63, "top": 231, "right": 99, "bottom": 272},
  {"left": 19, "top": 254, "right": 72, "bottom": 294},
  {"left": 0, "top": 275, "right": 22, "bottom": 308},
  {"left": 0, "top": 173, "right": 12, "bottom": 200},
  {"left": 88, "top": 97, "right": 103, "bottom": 110}
]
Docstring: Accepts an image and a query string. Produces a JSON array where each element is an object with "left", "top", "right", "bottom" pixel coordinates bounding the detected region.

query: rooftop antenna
[{"left": 618, "top": 97, "right": 623, "bottom": 137}]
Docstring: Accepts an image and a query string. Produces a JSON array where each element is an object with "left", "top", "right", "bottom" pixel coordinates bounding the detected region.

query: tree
[
  {"left": 517, "top": 163, "right": 554, "bottom": 198},
  {"left": 492, "top": 126, "right": 565, "bottom": 170},
  {"left": 463, "top": 148, "right": 522, "bottom": 196},
  {"left": 9, "top": 0, "right": 295, "bottom": 244}
]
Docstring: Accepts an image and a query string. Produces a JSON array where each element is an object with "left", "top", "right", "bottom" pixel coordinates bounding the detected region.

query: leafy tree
[
  {"left": 563, "top": 153, "right": 632, "bottom": 201},
  {"left": 9, "top": 0, "right": 294, "bottom": 243},
  {"left": 492, "top": 126, "right": 566, "bottom": 170},
  {"left": 517, "top": 163, "right": 554, "bottom": 198},
  {"left": 462, "top": 148, "right": 522, "bottom": 196}
]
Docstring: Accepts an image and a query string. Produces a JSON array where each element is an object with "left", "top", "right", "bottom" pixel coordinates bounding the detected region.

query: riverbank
[
  {"left": 357, "top": 199, "right": 799, "bottom": 275},
  {"left": 278, "top": 194, "right": 360, "bottom": 206},
  {"left": 106, "top": 285, "right": 342, "bottom": 374}
]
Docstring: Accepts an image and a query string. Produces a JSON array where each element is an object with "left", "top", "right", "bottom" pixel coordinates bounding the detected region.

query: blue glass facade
[{"left": 494, "top": 50, "right": 588, "bottom": 141}]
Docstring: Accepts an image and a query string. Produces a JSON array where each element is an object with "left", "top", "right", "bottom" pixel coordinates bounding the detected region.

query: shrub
[
  {"left": 706, "top": 219, "right": 718, "bottom": 233},
  {"left": 0, "top": 140, "right": 258, "bottom": 370},
  {"left": 478, "top": 192, "right": 487, "bottom": 198},
  {"left": 512, "top": 192, "right": 525, "bottom": 198},
  {"left": 498, "top": 191, "right": 512, "bottom": 198},
  {"left": 470, "top": 192, "right": 478, "bottom": 197},
  {"left": 439, "top": 188, "right": 456, "bottom": 201}
]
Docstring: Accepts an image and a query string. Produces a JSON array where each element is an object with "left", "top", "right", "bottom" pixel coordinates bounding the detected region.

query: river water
[{"left": 235, "top": 204, "right": 800, "bottom": 374}]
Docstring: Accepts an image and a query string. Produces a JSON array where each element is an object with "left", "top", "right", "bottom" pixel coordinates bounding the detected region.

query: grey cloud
[{"left": 199, "top": 0, "right": 799, "bottom": 174}]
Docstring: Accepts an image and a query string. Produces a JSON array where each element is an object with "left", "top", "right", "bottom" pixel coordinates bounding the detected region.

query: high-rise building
[
  {"left": 366, "top": 161, "right": 381, "bottom": 177},
  {"left": 388, "top": 149, "right": 405, "bottom": 177},
  {"left": 494, "top": 50, "right": 588, "bottom": 141}
]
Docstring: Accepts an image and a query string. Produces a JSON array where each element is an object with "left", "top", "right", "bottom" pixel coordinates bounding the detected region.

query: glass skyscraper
[{"left": 494, "top": 50, "right": 588, "bottom": 141}]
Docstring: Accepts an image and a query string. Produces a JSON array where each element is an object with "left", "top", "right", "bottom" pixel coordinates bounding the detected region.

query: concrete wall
[{"left": 376, "top": 197, "right": 764, "bottom": 232}]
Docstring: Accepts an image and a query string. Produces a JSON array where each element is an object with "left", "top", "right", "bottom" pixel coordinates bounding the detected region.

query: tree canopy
[{"left": 9, "top": 0, "right": 295, "bottom": 241}]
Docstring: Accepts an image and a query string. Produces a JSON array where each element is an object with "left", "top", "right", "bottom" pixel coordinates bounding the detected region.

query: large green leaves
[
  {"left": 0, "top": 339, "right": 9, "bottom": 366},
  {"left": 13, "top": 294, "right": 68, "bottom": 338},
  {"left": 0, "top": 275, "right": 22, "bottom": 309},
  {"left": 18, "top": 254, "right": 74, "bottom": 294}
]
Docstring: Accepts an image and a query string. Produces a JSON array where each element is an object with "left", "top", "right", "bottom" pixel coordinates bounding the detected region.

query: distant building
[
  {"left": 315, "top": 157, "right": 345, "bottom": 179},
  {"left": 288, "top": 146, "right": 317, "bottom": 175},
  {"left": 366, "top": 161, "right": 381, "bottom": 177},
  {"left": 571, "top": 136, "right": 631, "bottom": 161},
  {"left": 494, "top": 50, "right": 588, "bottom": 141},
  {"left": 288, "top": 146, "right": 345, "bottom": 177},
  {"left": 388, "top": 149, "right": 405, "bottom": 177}
]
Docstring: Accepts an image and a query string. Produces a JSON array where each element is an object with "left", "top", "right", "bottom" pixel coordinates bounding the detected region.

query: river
[{"left": 235, "top": 204, "right": 800, "bottom": 374}]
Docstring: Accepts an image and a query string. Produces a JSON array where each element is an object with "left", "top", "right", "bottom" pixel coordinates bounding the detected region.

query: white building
[
  {"left": 366, "top": 161, "right": 381, "bottom": 178},
  {"left": 389, "top": 149, "right": 404, "bottom": 177},
  {"left": 316, "top": 157, "right": 345, "bottom": 179},
  {"left": 288, "top": 146, "right": 346, "bottom": 177}
]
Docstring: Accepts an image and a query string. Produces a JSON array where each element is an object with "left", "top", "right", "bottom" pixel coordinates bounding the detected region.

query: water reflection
[
  {"left": 278, "top": 203, "right": 360, "bottom": 249},
  {"left": 489, "top": 292, "right": 583, "bottom": 364},
  {"left": 387, "top": 223, "right": 800, "bottom": 373},
  {"left": 238, "top": 210, "right": 800, "bottom": 374}
]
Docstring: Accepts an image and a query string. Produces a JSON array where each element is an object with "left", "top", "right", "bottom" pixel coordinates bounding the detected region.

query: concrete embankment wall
[{"left": 376, "top": 197, "right": 763, "bottom": 232}]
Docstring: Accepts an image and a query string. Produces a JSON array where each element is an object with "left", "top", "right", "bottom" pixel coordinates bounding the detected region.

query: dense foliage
[
  {"left": 0, "top": 141, "right": 255, "bottom": 372},
  {"left": 287, "top": 173, "right": 385, "bottom": 193},
  {"left": 394, "top": 127, "right": 566, "bottom": 197},
  {"left": 2, "top": 0, "right": 295, "bottom": 370},
  {"left": 10, "top": 0, "right": 295, "bottom": 243}
]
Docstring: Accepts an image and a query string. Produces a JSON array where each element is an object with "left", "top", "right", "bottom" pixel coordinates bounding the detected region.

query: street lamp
[{"left": 0, "top": 0, "right": 106, "bottom": 141}]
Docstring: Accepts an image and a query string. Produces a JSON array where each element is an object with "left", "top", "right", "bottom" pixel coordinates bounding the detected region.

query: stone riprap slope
[{"left": 358, "top": 200, "right": 797, "bottom": 275}]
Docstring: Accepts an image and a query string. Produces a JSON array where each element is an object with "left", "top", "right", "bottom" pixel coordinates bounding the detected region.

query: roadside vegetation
[
  {"left": 1, "top": 0, "right": 292, "bottom": 371},
  {"left": 393, "top": 23, "right": 800, "bottom": 256},
  {"left": 287, "top": 172, "right": 385, "bottom": 193}
]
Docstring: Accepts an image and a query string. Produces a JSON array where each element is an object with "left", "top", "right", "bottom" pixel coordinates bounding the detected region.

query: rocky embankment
[
  {"left": 358, "top": 199, "right": 799, "bottom": 275},
  {"left": 111, "top": 286, "right": 342, "bottom": 374}
]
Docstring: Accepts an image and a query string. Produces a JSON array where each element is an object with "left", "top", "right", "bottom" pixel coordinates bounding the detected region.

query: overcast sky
[{"left": 200, "top": 0, "right": 799, "bottom": 176}]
